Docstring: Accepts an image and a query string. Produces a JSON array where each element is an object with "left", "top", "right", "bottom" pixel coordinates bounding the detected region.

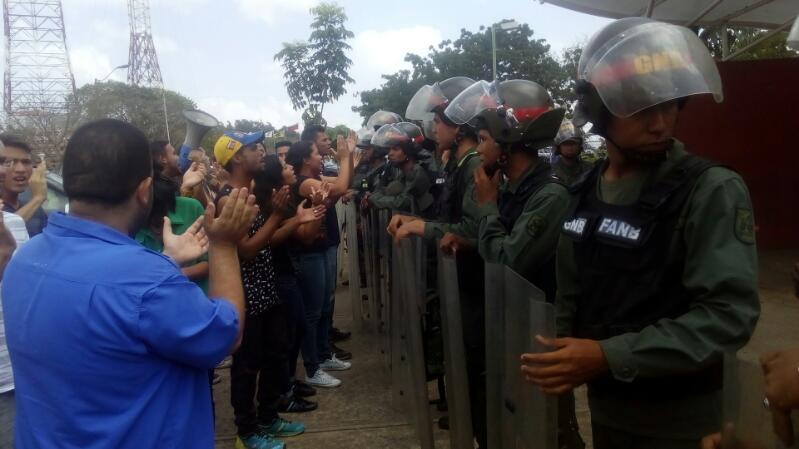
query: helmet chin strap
[{"left": 605, "top": 135, "right": 673, "bottom": 166}]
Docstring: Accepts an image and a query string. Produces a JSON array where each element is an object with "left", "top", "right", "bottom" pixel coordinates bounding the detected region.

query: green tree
[
  {"left": 275, "top": 2, "right": 354, "bottom": 126},
  {"left": 697, "top": 26, "right": 797, "bottom": 60},
  {"left": 353, "top": 22, "right": 570, "bottom": 124},
  {"left": 233, "top": 119, "right": 274, "bottom": 134}
]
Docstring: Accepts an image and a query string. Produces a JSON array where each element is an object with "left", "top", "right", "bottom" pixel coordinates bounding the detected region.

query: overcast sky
[{"left": 47, "top": 0, "right": 612, "bottom": 131}]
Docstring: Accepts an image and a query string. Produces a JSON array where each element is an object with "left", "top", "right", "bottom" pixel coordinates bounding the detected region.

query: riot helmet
[
  {"left": 405, "top": 76, "right": 476, "bottom": 121},
  {"left": 371, "top": 122, "right": 427, "bottom": 160},
  {"left": 444, "top": 79, "right": 565, "bottom": 152},
  {"left": 573, "top": 18, "right": 723, "bottom": 134},
  {"left": 365, "top": 110, "right": 403, "bottom": 132}
]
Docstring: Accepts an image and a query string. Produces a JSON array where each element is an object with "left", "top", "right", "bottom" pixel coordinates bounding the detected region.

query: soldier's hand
[
  {"left": 387, "top": 214, "right": 417, "bottom": 236},
  {"left": 520, "top": 336, "right": 609, "bottom": 395},
  {"left": 473, "top": 165, "right": 500, "bottom": 205},
  {"left": 439, "top": 232, "right": 470, "bottom": 255},
  {"left": 204, "top": 188, "right": 257, "bottom": 245},
  {"left": 394, "top": 220, "right": 424, "bottom": 243},
  {"left": 761, "top": 348, "right": 799, "bottom": 411}
]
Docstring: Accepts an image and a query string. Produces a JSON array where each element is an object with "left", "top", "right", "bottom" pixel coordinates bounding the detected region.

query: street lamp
[
  {"left": 97, "top": 64, "right": 130, "bottom": 83},
  {"left": 491, "top": 20, "right": 520, "bottom": 80}
]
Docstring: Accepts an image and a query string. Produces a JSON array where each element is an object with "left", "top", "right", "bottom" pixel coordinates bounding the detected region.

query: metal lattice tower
[
  {"left": 127, "top": 0, "right": 162, "bottom": 87},
  {"left": 3, "top": 0, "right": 76, "bottom": 120}
]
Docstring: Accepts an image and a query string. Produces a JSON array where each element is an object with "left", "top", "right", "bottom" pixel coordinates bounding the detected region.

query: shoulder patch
[
  {"left": 527, "top": 215, "right": 548, "bottom": 238},
  {"left": 734, "top": 208, "right": 755, "bottom": 245}
]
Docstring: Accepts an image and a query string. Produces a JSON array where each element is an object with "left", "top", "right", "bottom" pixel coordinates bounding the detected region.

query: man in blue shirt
[{"left": 2, "top": 119, "right": 258, "bottom": 449}]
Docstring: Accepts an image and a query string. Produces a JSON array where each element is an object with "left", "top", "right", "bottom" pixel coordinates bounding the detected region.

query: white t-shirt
[{"left": 0, "top": 211, "right": 31, "bottom": 393}]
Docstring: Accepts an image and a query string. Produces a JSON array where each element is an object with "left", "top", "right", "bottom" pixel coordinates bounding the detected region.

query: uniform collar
[{"left": 506, "top": 159, "right": 552, "bottom": 194}]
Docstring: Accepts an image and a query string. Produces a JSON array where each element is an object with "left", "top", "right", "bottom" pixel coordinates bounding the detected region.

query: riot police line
[{"left": 344, "top": 202, "right": 557, "bottom": 449}]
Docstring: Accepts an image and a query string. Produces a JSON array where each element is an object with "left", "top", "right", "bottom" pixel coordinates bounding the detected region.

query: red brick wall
[{"left": 675, "top": 58, "right": 799, "bottom": 249}]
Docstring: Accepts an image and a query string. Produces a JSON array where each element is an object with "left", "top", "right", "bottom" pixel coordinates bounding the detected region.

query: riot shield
[
  {"left": 362, "top": 208, "right": 379, "bottom": 332},
  {"left": 345, "top": 201, "right": 364, "bottom": 331},
  {"left": 722, "top": 351, "right": 799, "bottom": 449},
  {"left": 486, "top": 264, "right": 557, "bottom": 449},
  {"left": 438, "top": 250, "right": 475, "bottom": 449},
  {"left": 398, "top": 237, "right": 435, "bottom": 449}
]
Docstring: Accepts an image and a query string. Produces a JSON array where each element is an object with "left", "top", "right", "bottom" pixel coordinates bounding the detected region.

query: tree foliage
[
  {"left": 697, "top": 26, "right": 798, "bottom": 60},
  {"left": 353, "top": 22, "right": 576, "bottom": 125},
  {"left": 275, "top": 2, "right": 354, "bottom": 126}
]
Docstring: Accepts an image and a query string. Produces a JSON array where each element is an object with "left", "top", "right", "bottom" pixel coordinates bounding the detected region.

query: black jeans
[
  {"left": 230, "top": 303, "right": 291, "bottom": 436},
  {"left": 276, "top": 274, "right": 305, "bottom": 382}
]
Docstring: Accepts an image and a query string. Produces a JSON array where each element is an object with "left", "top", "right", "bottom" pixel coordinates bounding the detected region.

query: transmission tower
[
  {"left": 127, "top": 0, "right": 162, "bottom": 87},
  {"left": 3, "top": 0, "right": 77, "bottom": 121}
]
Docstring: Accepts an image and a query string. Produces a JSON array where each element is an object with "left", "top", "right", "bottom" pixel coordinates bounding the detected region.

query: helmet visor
[
  {"left": 443, "top": 81, "right": 501, "bottom": 125},
  {"left": 406, "top": 84, "right": 447, "bottom": 120},
  {"left": 579, "top": 22, "right": 723, "bottom": 118}
]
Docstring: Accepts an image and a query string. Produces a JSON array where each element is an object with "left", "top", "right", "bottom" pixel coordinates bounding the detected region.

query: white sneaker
[
  {"left": 305, "top": 369, "right": 342, "bottom": 388},
  {"left": 320, "top": 354, "right": 352, "bottom": 371}
]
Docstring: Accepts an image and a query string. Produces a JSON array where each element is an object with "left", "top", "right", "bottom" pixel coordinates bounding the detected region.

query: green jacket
[
  {"left": 552, "top": 157, "right": 592, "bottom": 186},
  {"left": 556, "top": 142, "right": 760, "bottom": 438},
  {"left": 475, "top": 162, "right": 571, "bottom": 275},
  {"left": 424, "top": 148, "right": 483, "bottom": 241},
  {"left": 136, "top": 196, "right": 209, "bottom": 294},
  {"left": 368, "top": 163, "right": 433, "bottom": 215}
]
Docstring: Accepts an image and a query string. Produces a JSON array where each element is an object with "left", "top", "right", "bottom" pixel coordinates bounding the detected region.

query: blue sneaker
[
  {"left": 235, "top": 434, "right": 285, "bottom": 449},
  {"left": 259, "top": 417, "right": 306, "bottom": 437}
]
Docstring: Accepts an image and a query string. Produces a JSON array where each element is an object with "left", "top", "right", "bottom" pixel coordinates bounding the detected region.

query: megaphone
[{"left": 179, "top": 109, "right": 220, "bottom": 172}]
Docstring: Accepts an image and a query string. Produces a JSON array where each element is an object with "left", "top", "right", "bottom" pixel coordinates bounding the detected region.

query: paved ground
[{"left": 213, "top": 249, "right": 799, "bottom": 449}]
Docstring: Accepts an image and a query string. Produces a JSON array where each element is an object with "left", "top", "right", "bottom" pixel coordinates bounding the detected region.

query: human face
[
  {"left": 558, "top": 141, "right": 581, "bottom": 160},
  {"left": 2, "top": 145, "right": 33, "bottom": 194},
  {"left": 0, "top": 147, "right": 7, "bottom": 194},
  {"left": 433, "top": 113, "right": 458, "bottom": 149},
  {"left": 281, "top": 160, "right": 297, "bottom": 185},
  {"left": 163, "top": 144, "right": 179, "bottom": 174},
  {"left": 241, "top": 143, "right": 266, "bottom": 175},
  {"left": 606, "top": 100, "right": 678, "bottom": 161},
  {"left": 305, "top": 145, "right": 323, "bottom": 174},
  {"left": 387, "top": 146, "right": 407, "bottom": 166},
  {"left": 276, "top": 145, "right": 290, "bottom": 163},
  {"left": 477, "top": 129, "right": 502, "bottom": 172},
  {"left": 314, "top": 132, "right": 332, "bottom": 156}
]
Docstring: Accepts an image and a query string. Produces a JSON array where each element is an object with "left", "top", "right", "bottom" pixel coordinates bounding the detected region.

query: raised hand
[
  {"left": 296, "top": 200, "right": 325, "bottom": 224},
  {"left": 271, "top": 185, "right": 291, "bottom": 215},
  {"left": 335, "top": 134, "right": 352, "bottom": 161},
  {"left": 182, "top": 162, "right": 206, "bottom": 190},
  {"left": 161, "top": 215, "right": 209, "bottom": 266},
  {"left": 30, "top": 160, "right": 48, "bottom": 201},
  {"left": 473, "top": 165, "right": 500, "bottom": 205},
  {"left": 204, "top": 188, "right": 258, "bottom": 246}
]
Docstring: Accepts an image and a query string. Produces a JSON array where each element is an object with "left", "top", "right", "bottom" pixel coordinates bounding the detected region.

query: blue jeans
[
  {"left": 326, "top": 245, "right": 338, "bottom": 330},
  {"left": 276, "top": 274, "right": 305, "bottom": 382},
  {"left": 296, "top": 247, "right": 336, "bottom": 377},
  {"left": 0, "top": 390, "right": 14, "bottom": 449}
]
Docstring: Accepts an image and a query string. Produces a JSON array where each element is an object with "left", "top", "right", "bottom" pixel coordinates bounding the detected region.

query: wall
[{"left": 675, "top": 58, "right": 799, "bottom": 249}]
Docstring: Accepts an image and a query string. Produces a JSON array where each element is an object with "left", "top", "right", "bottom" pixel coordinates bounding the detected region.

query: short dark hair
[
  {"left": 0, "top": 134, "right": 33, "bottom": 154},
  {"left": 300, "top": 125, "right": 326, "bottom": 143},
  {"left": 63, "top": 119, "right": 152, "bottom": 205},
  {"left": 285, "top": 141, "right": 314, "bottom": 174},
  {"left": 253, "top": 155, "right": 284, "bottom": 211},
  {"left": 274, "top": 140, "right": 292, "bottom": 150},
  {"left": 147, "top": 174, "right": 178, "bottom": 228}
]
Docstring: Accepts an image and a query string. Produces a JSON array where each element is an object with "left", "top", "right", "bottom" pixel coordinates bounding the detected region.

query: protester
[
  {"left": 0, "top": 135, "right": 48, "bottom": 236},
  {"left": 286, "top": 136, "right": 354, "bottom": 388},
  {"left": 0, "top": 138, "right": 30, "bottom": 449},
  {"left": 2, "top": 119, "right": 257, "bottom": 449},
  {"left": 214, "top": 130, "right": 308, "bottom": 449},
  {"left": 150, "top": 140, "right": 181, "bottom": 180},
  {"left": 255, "top": 155, "right": 326, "bottom": 413},
  {"left": 275, "top": 141, "right": 292, "bottom": 163}
]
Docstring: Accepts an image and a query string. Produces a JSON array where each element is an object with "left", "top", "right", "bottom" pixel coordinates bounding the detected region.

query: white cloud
[
  {"left": 153, "top": 35, "right": 179, "bottom": 54},
  {"left": 235, "top": 0, "right": 318, "bottom": 24},
  {"left": 70, "top": 46, "right": 126, "bottom": 86},
  {"left": 197, "top": 96, "right": 300, "bottom": 128},
  {"left": 352, "top": 26, "right": 442, "bottom": 75}
]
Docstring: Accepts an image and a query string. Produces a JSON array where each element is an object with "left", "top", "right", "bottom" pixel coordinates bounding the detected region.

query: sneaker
[
  {"left": 278, "top": 396, "right": 318, "bottom": 413},
  {"left": 305, "top": 369, "right": 342, "bottom": 388},
  {"left": 259, "top": 417, "right": 306, "bottom": 437},
  {"left": 320, "top": 354, "right": 351, "bottom": 371},
  {"left": 330, "top": 327, "right": 351, "bottom": 342},
  {"left": 330, "top": 342, "right": 352, "bottom": 360},
  {"left": 235, "top": 434, "right": 285, "bottom": 449},
  {"left": 292, "top": 379, "right": 317, "bottom": 398},
  {"left": 216, "top": 356, "right": 233, "bottom": 369}
]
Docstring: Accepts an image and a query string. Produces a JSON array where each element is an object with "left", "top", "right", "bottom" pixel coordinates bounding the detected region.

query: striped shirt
[{"left": 0, "top": 211, "right": 30, "bottom": 393}]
